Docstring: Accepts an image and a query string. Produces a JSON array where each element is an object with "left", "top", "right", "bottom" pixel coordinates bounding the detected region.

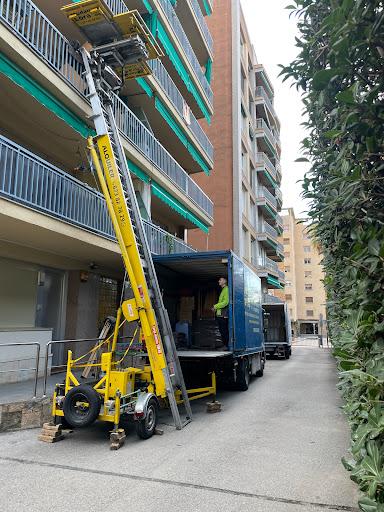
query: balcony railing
[
  {"left": 188, "top": 0, "right": 213, "bottom": 54},
  {"left": 255, "top": 152, "right": 277, "bottom": 180},
  {"left": 0, "top": 135, "right": 197, "bottom": 255},
  {"left": 256, "top": 187, "right": 277, "bottom": 209},
  {"left": 278, "top": 269, "right": 285, "bottom": 282},
  {"left": 104, "top": 0, "right": 128, "bottom": 14},
  {"left": 148, "top": 59, "right": 213, "bottom": 161},
  {"left": 275, "top": 212, "right": 283, "bottom": 226},
  {"left": 255, "top": 119, "right": 276, "bottom": 148},
  {"left": 0, "top": 0, "right": 213, "bottom": 219},
  {"left": 258, "top": 222, "right": 278, "bottom": 240},
  {"left": 273, "top": 129, "right": 281, "bottom": 148},
  {"left": 157, "top": 0, "right": 213, "bottom": 106},
  {"left": 277, "top": 241, "right": 284, "bottom": 253},
  {"left": 255, "top": 86, "right": 276, "bottom": 118},
  {"left": 112, "top": 95, "right": 213, "bottom": 218},
  {"left": 263, "top": 293, "right": 284, "bottom": 304},
  {"left": 258, "top": 256, "right": 278, "bottom": 274}
]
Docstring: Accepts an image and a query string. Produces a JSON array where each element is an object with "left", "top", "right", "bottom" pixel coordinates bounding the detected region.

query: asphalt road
[{"left": 0, "top": 338, "right": 360, "bottom": 511}]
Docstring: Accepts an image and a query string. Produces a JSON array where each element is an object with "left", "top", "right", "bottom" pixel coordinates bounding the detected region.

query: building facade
[
  {"left": 273, "top": 208, "right": 327, "bottom": 336},
  {"left": 188, "top": 0, "right": 285, "bottom": 298},
  {"left": 0, "top": 0, "right": 214, "bottom": 379}
]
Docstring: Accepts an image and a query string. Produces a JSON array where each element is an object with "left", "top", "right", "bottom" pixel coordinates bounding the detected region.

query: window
[
  {"left": 283, "top": 238, "right": 290, "bottom": 245},
  {"left": 304, "top": 271, "right": 312, "bottom": 278},
  {"left": 304, "top": 258, "right": 311, "bottom": 265},
  {"left": 303, "top": 246, "right": 311, "bottom": 252},
  {"left": 305, "top": 297, "right": 314, "bottom": 303},
  {"left": 286, "top": 294, "right": 292, "bottom": 301},
  {"left": 241, "top": 187, "right": 247, "bottom": 216},
  {"left": 285, "top": 280, "right": 291, "bottom": 287},
  {"left": 303, "top": 231, "right": 310, "bottom": 239},
  {"left": 306, "top": 310, "right": 314, "bottom": 317},
  {"left": 284, "top": 252, "right": 290, "bottom": 258},
  {"left": 283, "top": 224, "right": 289, "bottom": 231},
  {"left": 284, "top": 266, "right": 290, "bottom": 273},
  {"left": 305, "top": 284, "right": 312, "bottom": 290}
]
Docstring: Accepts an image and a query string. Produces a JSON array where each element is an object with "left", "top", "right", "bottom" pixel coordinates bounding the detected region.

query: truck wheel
[
  {"left": 136, "top": 397, "right": 158, "bottom": 439},
  {"left": 285, "top": 347, "right": 290, "bottom": 360},
  {"left": 63, "top": 385, "right": 101, "bottom": 428},
  {"left": 237, "top": 359, "right": 250, "bottom": 391}
]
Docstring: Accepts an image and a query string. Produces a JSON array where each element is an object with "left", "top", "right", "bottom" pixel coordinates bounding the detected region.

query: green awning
[
  {"left": 267, "top": 274, "right": 284, "bottom": 289},
  {"left": 241, "top": 102, "right": 247, "bottom": 117},
  {"left": 151, "top": 182, "right": 209, "bottom": 233}
]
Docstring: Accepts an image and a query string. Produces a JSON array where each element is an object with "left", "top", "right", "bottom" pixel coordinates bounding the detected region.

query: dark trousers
[{"left": 217, "top": 317, "right": 229, "bottom": 346}]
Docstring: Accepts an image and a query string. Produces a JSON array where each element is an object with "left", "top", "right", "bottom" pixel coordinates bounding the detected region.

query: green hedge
[{"left": 280, "top": 1, "right": 384, "bottom": 510}]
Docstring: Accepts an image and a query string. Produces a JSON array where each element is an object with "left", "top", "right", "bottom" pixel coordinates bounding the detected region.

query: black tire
[
  {"left": 136, "top": 397, "right": 159, "bottom": 439},
  {"left": 237, "top": 358, "right": 250, "bottom": 391},
  {"left": 63, "top": 385, "right": 101, "bottom": 428}
]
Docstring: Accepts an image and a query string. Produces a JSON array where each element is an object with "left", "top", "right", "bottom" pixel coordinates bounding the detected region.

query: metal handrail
[
  {"left": 255, "top": 119, "right": 276, "bottom": 148},
  {"left": 255, "top": 152, "right": 277, "bottom": 180},
  {"left": 42, "top": 338, "right": 101, "bottom": 397},
  {"left": 278, "top": 269, "right": 285, "bottom": 281},
  {"left": 0, "top": 342, "right": 40, "bottom": 398},
  {"left": 258, "top": 221, "right": 278, "bottom": 240},
  {"left": 256, "top": 187, "right": 277, "bottom": 209},
  {"left": 255, "top": 86, "right": 276, "bottom": 117},
  {"left": 258, "top": 256, "right": 278, "bottom": 273},
  {"left": 188, "top": 0, "right": 213, "bottom": 53},
  {"left": 148, "top": 59, "right": 213, "bottom": 161},
  {"left": 0, "top": 0, "right": 213, "bottom": 219},
  {"left": 157, "top": 0, "right": 213, "bottom": 105},
  {"left": 0, "top": 134, "right": 200, "bottom": 252}
]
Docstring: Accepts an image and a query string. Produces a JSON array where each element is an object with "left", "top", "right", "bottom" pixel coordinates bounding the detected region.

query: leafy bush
[{"left": 280, "top": 1, "right": 384, "bottom": 509}]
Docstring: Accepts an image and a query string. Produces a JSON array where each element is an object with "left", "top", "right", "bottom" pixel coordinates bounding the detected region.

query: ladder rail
[{"left": 81, "top": 48, "right": 192, "bottom": 428}]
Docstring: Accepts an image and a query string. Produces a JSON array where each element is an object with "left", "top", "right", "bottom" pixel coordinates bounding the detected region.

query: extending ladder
[{"left": 81, "top": 47, "right": 192, "bottom": 429}]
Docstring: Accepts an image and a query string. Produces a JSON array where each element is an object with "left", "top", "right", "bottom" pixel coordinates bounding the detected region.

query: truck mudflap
[{"left": 265, "top": 343, "right": 292, "bottom": 359}]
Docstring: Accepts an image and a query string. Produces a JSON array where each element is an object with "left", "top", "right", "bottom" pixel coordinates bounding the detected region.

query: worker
[{"left": 211, "top": 277, "right": 229, "bottom": 349}]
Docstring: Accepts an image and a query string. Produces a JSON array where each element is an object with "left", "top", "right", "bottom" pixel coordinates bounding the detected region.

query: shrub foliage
[{"left": 280, "top": 1, "right": 384, "bottom": 509}]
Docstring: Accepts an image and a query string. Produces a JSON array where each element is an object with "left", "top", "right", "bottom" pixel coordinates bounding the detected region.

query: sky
[{"left": 240, "top": 0, "right": 311, "bottom": 218}]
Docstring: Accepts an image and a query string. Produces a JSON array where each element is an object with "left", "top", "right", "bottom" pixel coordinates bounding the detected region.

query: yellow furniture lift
[{"left": 52, "top": 0, "right": 216, "bottom": 443}]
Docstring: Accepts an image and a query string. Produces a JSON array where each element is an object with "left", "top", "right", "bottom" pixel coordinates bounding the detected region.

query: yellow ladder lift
[{"left": 51, "top": 0, "right": 215, "bottom": 445}]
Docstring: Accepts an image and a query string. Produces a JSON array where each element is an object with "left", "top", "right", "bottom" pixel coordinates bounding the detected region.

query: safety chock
[
  {"left": 38, "top": 422, "right": 64, "bottom": 443},
  {"left": 110, "top": 428, "right": 126, "bottom": 450},
  {"left": 206, "top": 401, "right": 222, "bottom": 414}
]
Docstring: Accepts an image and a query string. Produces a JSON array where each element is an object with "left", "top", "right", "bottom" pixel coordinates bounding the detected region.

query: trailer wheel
[
  {"left": 63, "top": 385, "right": 101, "bottom": 428},
  {"left": 136, "top": 397, "right": 158, "bottom": 439},
  {"left": 237, "top": 358, "right": 250, "bottom": 391}
]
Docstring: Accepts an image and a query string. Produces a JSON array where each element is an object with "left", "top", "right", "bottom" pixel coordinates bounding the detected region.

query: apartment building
[
  {"left": 0, "top": 0, "right": 214, "bottom": 377},
  {"left": 274, "top": 208, "right": 327, "bottom": 336},
  {"left": 188, "top": 0, "right": 285, "bottom": 298}
]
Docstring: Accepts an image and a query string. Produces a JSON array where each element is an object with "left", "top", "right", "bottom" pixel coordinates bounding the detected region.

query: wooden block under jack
[
  {"left": 206, "top": 401, "right": 222, "bottom": 413},
  {"left": 43, "top": 422, "right": 62, "bottom": 431},
  {"left": 110, "top": 429, "right": 126, "bottom": 450},
  {"left": 38, "top": 434, "right": 64, "bottom": 443},
  {"left": 40, "top": 428, "right": 63, "bottom": 438}
]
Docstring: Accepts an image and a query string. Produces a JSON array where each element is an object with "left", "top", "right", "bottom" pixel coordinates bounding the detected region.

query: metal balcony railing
[
  {"left": 273, "top": 129, "right": 281, "bottom": 148},
  {"left": 255, "top": 86, "right": 276, "bottom": 118},
  {"left": 148, "top": 59, "right": 213, "bottom": 161},
  {"left": 103, "top": 0, "right": 128, "bottom": 14},
  {"left": 255, "top": 152, "right": 277, "bottom": 180},
  {"left": 256, "top": 187, "right": 277, "bottom": 209},
  {"left": 275, "top": 187, "right": 283, "bottom": 201},
  {"left": 0, "top": 135, "right": 197, "bottom": 254},
  {"left": 277, "top": 241, "right": 284, "bottom": 253},
  {"left": 188, "top": 0, "right": 213, "bottom": 54},
  {"left": 258, "top": 256, "right": 278, "bottom": 273},
  {"left": 258, "top": 222, "right": 278, "bottom": 240},
  {"left": 111, "top": 95, "right": 213, "bottom": 218},
  {"left": 157, "top": 0, "right": 213, "bottom": 106},
  {"left": 275, "top": 212, "right": 283, "bottom": 226},
  {"left": 278, "top": 269, "right": 285, "bottom": 282},
  {"left": 0, "top": 0, "right": 213, "bottom": 219},
  {"left": 255, "top": 119, "right": 275, "bottom": 148},
  {"left": 263, "top": 293, "right": 284, "bottom": 304}
]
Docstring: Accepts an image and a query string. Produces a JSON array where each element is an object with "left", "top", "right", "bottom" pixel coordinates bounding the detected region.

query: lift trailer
[{"left": 51, "top": 0, "right": 216, "bottom": 446}]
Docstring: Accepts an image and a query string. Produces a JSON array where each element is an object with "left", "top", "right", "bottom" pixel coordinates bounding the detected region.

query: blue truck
[{"left": 152, "top": 250, "right": 265, "bottom": 391}]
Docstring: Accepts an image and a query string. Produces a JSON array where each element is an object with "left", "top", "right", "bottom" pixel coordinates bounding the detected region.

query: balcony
[
  {"left": 255, "top": 186, "right": 278, "bottom": 211},
  {"left": 148, "top": 59, "right": 213, "bottom": 163},
  {"left": 197, "top": 0, "right": 213, "bottom": 15},
  {"left": 0, "top": 134, "right": 197, "bottom": 255},
  {"left": 174, "top": 0, "right": 213, "bottom": 60},
  {"left": 257, "top": 222, "right": 278, "bottom": 242},
  {"left": 278, "top": 269, "right": 285, "bottom": 283},
  {"left": 263, "top": 293, "right": 284, "bottom": 304},
  {"left": 157, "top": 0, "right": 213, "bottom": 109},
  {"left": 258, "top": 256, "right": 279, "bottom": 274},
  {"left": 275, "top": 212, "right": 284, "bottom": 229},
  {"left": 255, "top": 86, "right": 276, "bottom": 118},
  {"left": 255, "top": 119, "right": 277, "bottom": 158},
  {"left": 0, "top": 0, "right": 213, "bottom": 220}
]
